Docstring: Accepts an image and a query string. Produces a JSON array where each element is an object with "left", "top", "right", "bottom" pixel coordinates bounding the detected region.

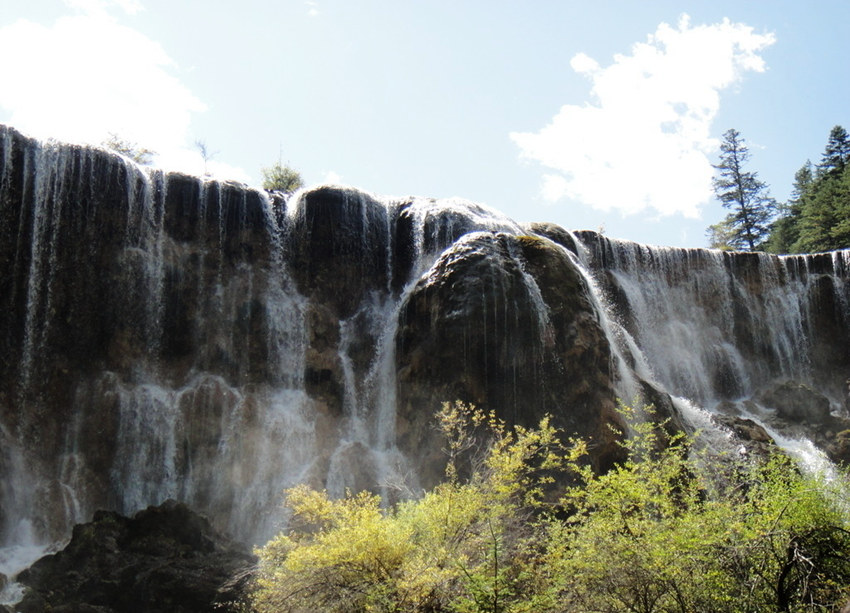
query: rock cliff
[{"left": 0, "top": 124, "right": 848, "bottom": 574}]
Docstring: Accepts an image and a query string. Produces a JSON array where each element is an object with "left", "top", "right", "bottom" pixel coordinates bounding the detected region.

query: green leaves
[
  {"left": 261, "top": 161, "right": 304, "bottom": 193},
  {"left": 765, "top": 125, "right": 850, "bottom": 254},
  {"left": 253, "top": 402, "right": 850, "bottom": 612}
]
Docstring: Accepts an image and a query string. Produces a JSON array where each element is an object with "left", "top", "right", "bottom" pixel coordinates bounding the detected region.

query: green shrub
[{"left": 253, "top": 402, "right": 850, "bottom": 613}]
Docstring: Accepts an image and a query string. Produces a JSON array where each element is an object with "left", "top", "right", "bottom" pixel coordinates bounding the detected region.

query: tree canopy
[
  {"left": 711, "top": 128, "right": 777, "bottom": 251},
  {"left": 101, "top": 133, "right": 156, "bottom": 165},
  {"left": 261, "top": 161, "right": 304, "bottom": 193},
  {"left": 755, "top": 125, "right": 850, "bottom": 254}
]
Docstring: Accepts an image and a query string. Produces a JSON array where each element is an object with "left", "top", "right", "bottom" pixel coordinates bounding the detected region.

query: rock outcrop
[
  {"left": 758, "top": 381, "right": 833, "bottom": 424},
  {"left": 16, "top": 500, "right": 255, "bottom": 613},
  {"left": 396, "top": 232, "right": 624, "bottom": 484}
]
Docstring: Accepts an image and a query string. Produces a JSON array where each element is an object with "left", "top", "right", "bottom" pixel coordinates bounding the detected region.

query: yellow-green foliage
[{"left": 253, "top": 402, "right": 850, "bottom": 613}]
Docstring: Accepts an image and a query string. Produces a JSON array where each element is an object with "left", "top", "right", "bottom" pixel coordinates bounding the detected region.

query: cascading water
[
  {"left": 1, "top": 124, "right": 849, "bottom": 604},
  {"left": 0, "top": 125, "right": 537, "bottom": 556},
  {"left": 576, "top": 234, "right": 848, "bottom": 405},
  {"left": 570, "top": 231, "right": 850, "bottom": 470}
]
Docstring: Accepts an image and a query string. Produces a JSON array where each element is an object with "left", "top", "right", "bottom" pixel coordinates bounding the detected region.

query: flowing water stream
[{"left": 1, "top": 125, "right": 848, "bottom": 604}]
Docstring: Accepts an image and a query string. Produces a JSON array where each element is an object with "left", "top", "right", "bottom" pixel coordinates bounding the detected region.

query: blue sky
[{"left": 1, "top": 1, "right": 848, "bottom": 247}]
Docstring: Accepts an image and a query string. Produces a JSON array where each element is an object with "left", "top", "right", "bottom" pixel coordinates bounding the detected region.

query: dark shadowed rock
[
  {"left": 714, "top": 415, "right": 776, "bottom": 458},
  {"left": 395, "top": 232, "right": 624, "bottom": 485},
  {"left": 287, "top": 186, "right": 392, "bottom": 319},
  {"left": 758, "top": 381, "right": 832, "bottom": 424},
  {"left": 16, "top": 500, "right": 255, "bottom": 613}
]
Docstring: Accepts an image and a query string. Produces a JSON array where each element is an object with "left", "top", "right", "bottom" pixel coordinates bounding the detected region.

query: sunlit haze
[{"left": 1, "top": 1, "right": 848, "bottom": 247}]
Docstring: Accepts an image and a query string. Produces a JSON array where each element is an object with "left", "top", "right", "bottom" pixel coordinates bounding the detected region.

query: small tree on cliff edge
[
  {"left": 262, "top": 161, "right": 304, "bottom": 193},
  {"left": 712, "top": 128, "right": 777, "bottom": 251},
  {"left": 102, "top": 133, "right": 155, "bottom": 165}
]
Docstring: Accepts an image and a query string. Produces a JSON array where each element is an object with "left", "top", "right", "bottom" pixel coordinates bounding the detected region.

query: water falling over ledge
[{"left": 1, "top": 124, "right": 848, "bottom": 580}]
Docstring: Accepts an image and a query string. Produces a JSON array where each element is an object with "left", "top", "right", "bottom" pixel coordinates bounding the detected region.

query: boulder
[
  {"left": 395, "top": 232, "right": 624, "bottom": 485},
  {"left": 826, "top": 429, "right": 850, "bottom": 466},
  {"left": 714, "top": 415, "right": 776, "bottom": 459},
  {"left": 16, "top": 500, "right": 255, "bottom": 613},
  {"left": 758, "top": 381, "right": 832, "bottom": 424}
]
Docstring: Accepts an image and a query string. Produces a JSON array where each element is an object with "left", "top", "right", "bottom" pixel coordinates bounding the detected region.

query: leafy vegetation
[
  {"left": 102, "top": 132, "right": 156, "bottom": 165},
  {"left": 765, "top": 126, "right": 850, "bottom": 254},
  {"left": 261, "top": 160, "right": 304, "bottom": 193},
  {"left": 253, "top": 402, "right": 850, "bottom": 612}
]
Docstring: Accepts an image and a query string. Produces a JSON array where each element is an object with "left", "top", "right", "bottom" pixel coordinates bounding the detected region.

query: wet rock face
[
  {"left": 714, "top": 415, "right": 777, "bottom": 459},
  {"left": 2, "top": 123, "right": 849, "bottom": 557},
  {"left": 396, "top": 232, "right": 623, "bottom": 484},
  {"left": 287, "top": 186, "right": 394, "bottom": 319},
  {"left": 751, "top": 380, "right": 850, "bottom": 466},
  {"left": 16, "top": 500, "right": 255, "bottom": 613},
  {"left": 758, "top": 381, "right": 833, "bottom": 424}
]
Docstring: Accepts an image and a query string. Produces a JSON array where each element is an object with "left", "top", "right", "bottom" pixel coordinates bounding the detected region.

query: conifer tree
[
  {"left": 818, "top": 125, "right": 850, "bottom": 176},
  {"left": 764, "top": 161, "right": 812, "bottom": 253},
  {"left": 711, "top": 129, "right": 777, "bottom": 251},
  {"left": 796, "top": 165, "right": 850, "bottom": 252},
  {"left": 793, "top": 126, "right": 850, "bottom": 252}
]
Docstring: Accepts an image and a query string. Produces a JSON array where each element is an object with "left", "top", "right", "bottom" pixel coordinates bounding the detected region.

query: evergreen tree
[
  {"left": 832, "top": 166, "right": 850, "bottom": 245},
  {"left": 792, "top": 126, "right": 850, "bottom": 252},
  {"left": 796, "top": 164, "right": 850, "bottom": 252},
  {"left": 817, "top": 125, "right": 850, "bottom": 176},
  {"left": 711, "top": 129, "right": 777, "bottom": 251},
  {"left": 764, "top": 161, "right": 812, "bottom": 253}
]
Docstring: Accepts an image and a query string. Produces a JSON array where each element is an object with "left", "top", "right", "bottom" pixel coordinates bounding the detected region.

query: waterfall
[
  {"left": 0, "top": 127, "right": 327, "bottom": 552},
  {"left": 570, "top": 231, "right": 850, "bottom": 476},
  {"left": 1, "top": 124, "right": 848, "bottom": 599},
  {"left": 573, "top": 232, "right": 849, "bottom": 410}
]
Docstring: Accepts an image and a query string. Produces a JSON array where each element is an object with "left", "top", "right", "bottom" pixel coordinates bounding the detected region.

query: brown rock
[
  {"left": 758, "top": 381, "right": 832, "bottom": 424},
  {"left": 395, "top": 232, "right": 624, "bottom": 485}
]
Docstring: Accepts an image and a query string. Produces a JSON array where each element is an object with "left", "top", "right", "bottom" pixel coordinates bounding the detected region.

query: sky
[{"left": 1, "top": 1, "right": 848, "bottom": 248}]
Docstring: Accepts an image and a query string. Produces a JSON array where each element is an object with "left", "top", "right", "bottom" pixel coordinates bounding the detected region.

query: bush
[
  {"left": 261, "top": 162, "right": 303, "bottom": 193},
  {"left": 253, "top": 403, "right": 850, "bottom": 612}
]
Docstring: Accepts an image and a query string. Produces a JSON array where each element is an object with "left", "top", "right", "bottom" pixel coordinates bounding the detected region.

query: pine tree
[
  {"left": 796, "top": 165, "right": 850, "bottom": 252},
  {"left": 711, "top": 129, "right": 777, "bottom": 251},
  {"left": 764, "top": 161, "right": 812, "bottom": 253},
  {"left": 794, "top": 126, "right": 850, "bottom": 252},
  {"left": 817, "top": 125, "right": 850, "bottom": 176}
]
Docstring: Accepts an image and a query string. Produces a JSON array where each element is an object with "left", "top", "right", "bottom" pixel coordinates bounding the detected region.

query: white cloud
[
  {"left": 0, "top": 7, "right": 248, "bottom": 182},
  {"left": 64, "top": 0, "right": 143, "bottom": 16},
  {"left": 569, "top": 52, "right": 599, "bottom": 74},
  {"left": 306, "top": 1, "right": 320, "bottom": 17},
  {"left": 510, "top": 15, "right": 776, "bottom": 218},
  {"left": 322, "top": 170, "right": 342, "bottom": 184}
]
